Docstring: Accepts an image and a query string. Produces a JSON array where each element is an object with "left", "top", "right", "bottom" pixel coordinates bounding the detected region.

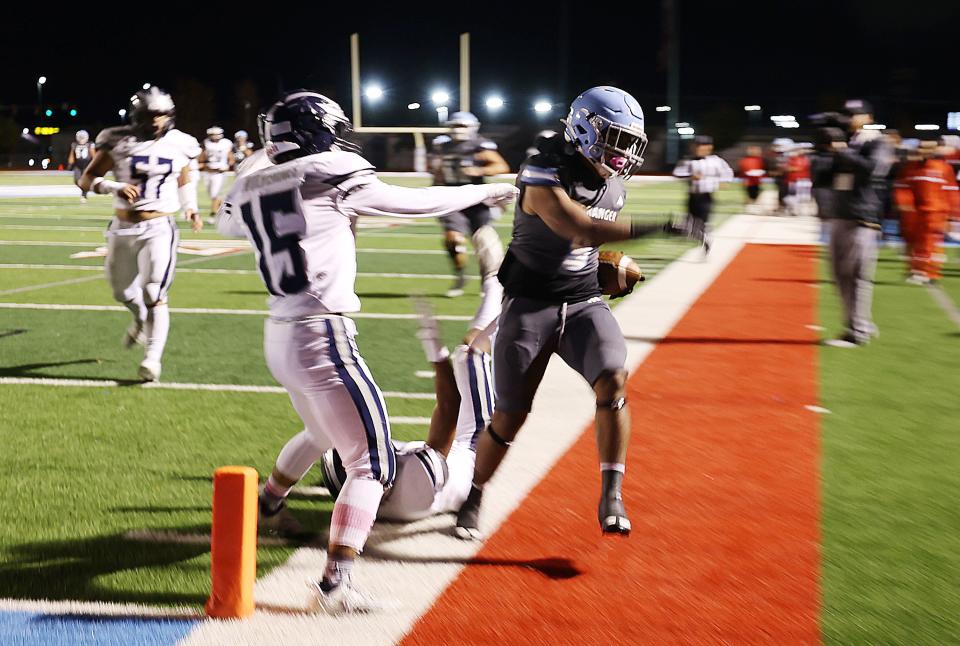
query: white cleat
[
  {"left": 307, "top": 579, "right": 385, "bottom": 615},
  {"left": 138, "top": 359, "right": 161, "bottom": 382},
  {"left": 905, "top": 273, "right": 930, "bottom": 286},
  {"left": 80, "top": 197, "right": 87, "bottom": 204},
  {"left": 122, "top": 321, "right": 146, "bottom": 349}
]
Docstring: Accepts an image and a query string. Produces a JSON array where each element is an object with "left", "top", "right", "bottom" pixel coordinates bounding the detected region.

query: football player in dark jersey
[
  {"left": 68, "top": 130, "right": 95, "bottom": 203},
  {"left": 455, "top": 86, "right": 678, "bottom": 540},
  {"left": 430, "top": 111, "right": 510, "bottom": 297}
]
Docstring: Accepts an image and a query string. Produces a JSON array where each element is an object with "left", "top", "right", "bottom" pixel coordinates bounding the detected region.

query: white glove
[{"left": 482, "top": 183, "right": 519, "bottom": 208}]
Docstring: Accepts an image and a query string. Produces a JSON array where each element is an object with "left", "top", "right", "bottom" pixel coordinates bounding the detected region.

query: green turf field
[
  {"left": 819, "top": 245, "right": 960, "bottom": 645},
  {"left": 0, "top": 174, "right": 742, "bottom": 606}
]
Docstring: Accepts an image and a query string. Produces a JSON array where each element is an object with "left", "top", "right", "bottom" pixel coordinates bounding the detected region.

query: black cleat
[
  {"left": 598, "top": 494, "right": 632, "bottom": 536},
  {"left": 454, "top": 485, "right": 484, "bottom": 540},
  {"left": 599, "top": 470, "right": 631, "bottom": 536}
]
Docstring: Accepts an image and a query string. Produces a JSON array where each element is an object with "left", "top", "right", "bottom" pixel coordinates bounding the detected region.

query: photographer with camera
[{"left": 810, "top": 100, "right": 894, "bottom": 347}]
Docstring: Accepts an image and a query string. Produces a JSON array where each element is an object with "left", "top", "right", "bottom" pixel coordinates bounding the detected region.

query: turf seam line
[{"left": 926, "top": 283, "right": 960, "bottom": 329}]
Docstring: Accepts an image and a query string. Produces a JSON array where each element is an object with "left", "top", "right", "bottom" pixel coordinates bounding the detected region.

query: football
[{"left": 597, "top": 250, "right": 644, "bottom": 296}]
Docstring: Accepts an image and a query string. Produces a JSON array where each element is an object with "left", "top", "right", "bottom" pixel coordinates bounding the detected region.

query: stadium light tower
[
  {"left": 431, "top": 91, "right": 451, "bottom": 106},
  {"left": 37, "top": 76, "right": 46, "bottom": 118}
]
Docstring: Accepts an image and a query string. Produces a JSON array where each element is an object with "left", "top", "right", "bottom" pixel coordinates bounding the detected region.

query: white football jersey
[
  {"left": 203, "top": 138, "right": 234, "bottom": 171},
  {"left": 97, "top": 127, "right": 201, "bottom": 213},
  {"left": 223, "top": 150, "right": 494, "bottom": 318}
]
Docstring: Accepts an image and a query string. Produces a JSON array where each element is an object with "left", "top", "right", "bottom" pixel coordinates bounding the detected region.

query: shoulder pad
[
  {"left": 168, "top": 129, "right": 202, "bottom": 158},
  {"left": 432, "top": 135, "right": 452, "bottom": 148},
  {"left": 303, "top": 151, "right": 376, "bottom": 181},
  {"left": 94, "top": 126, "right": 133, "bottom": 151}
]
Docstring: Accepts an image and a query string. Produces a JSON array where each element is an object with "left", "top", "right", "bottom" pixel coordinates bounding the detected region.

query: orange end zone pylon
[{"left": 205, "top": 466, "right": 259, "bottom": 619}]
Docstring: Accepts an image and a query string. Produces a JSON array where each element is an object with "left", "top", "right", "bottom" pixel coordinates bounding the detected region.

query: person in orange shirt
[
  {"left": 894, "top": 139, "right": 960, "bottom": 283},
  {"left": 738, "top": 145, "right": 765, "bottom": 213}
]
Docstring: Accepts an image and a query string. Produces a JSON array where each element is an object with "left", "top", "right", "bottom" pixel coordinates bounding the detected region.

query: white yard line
[
  {"left": 177, "top": 213, "right": 819, "bottom": 646},
  {"left": 0, "top": 598, "right": 200, "bottom": 619},
  {"left": 0, "top": 302, "right": 473, "bottom": 321},
  {"left": 0, "top": 239, "right": 447, "bottom": 255},
  {"left": 0, "top": 264, "right": 459, "bottom": 280},
  {"left": 0, "top": 377, "right": 435, "bottom": 401}
]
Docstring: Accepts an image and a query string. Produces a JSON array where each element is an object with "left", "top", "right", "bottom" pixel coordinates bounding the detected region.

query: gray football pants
[{"left": 829, "top": 219, "right": 879, "bottom": 341}]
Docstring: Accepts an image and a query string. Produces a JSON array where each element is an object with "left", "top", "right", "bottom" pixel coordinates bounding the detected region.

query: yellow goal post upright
[{"left": 349, "top": 32, "right": 472, "bottom": 171}]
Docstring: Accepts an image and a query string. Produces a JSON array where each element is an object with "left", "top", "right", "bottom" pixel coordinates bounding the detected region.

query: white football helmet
[
  {"left": 446, "top": 111, "right": 480, "bottom": 141},
  {"left": 75, "top": 130, "right": 89, "bottom": 145},
  {"left": 206, "top": 126, "right": 224, "bottom": 141}
]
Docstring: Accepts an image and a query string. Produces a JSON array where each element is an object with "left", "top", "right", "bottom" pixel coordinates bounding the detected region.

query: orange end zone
[{"left": 404, "top": 244, "right": 820, "bottom": 644}]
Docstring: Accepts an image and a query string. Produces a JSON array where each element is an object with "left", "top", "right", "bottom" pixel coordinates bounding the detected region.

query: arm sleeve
[
  {"left": 672, "top": 159, "right": 691, "bottom": 178},
  {"left": 342, "top": 175, "right": 491, "bottom": 218}
]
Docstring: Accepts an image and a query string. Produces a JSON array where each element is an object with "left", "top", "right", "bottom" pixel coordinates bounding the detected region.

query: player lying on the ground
[
  {"left": 320, "top": 306, "right": 495, "bottom": 523},
  {"left": 218, "top": 89, "right": 516, "bottom": 615},
  {"left": 78, "top": 87, "right": 202, "bottom": 382}
]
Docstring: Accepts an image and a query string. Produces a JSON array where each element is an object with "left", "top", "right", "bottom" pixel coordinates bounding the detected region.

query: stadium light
[
  {"left": 915, "top": 124, "right": 940, "bottom": 131},
  {"left": 28, "top": 159, "right": 35, "bottom": 167},
  {"left": 44, "top": 109, "right": 52, "bottom": 117},
  {"left": 770, "top": 115, "right": 796, "bottom": 122},
  {"left": 41, "top": 158, "right": 50, "bottom": 169},
  {"left": 744, "top": 105, "right": 761, "bottom": 111},
  {"left": 533, "top": 100, "right": 552, "bottom": 114},
  {"left": 364, "top": 84, "right": 384, "bottom": 101},
  {"left": 677, "top": 126, "right": 695, "bottom": 136},
  {"left": 655, "top": 105, "right": 671, "bottom": 112},
  {"left": 863, "top": 124, "right": 887, "bottom": 130},
  {"left": 69, "top": 109, "right": 77, "bottom": 117},
  {"left": 142, "top": 83, "right": 151, "bottom": 90},
  {"left": 485, "top": 95, "right": 504, "bottom": 110},
  {"left": 118, "top": 109, "right": 127, "bottom": 118},
  {"left": 21, "top": 128, "right": 28, "bottom": 135},
  {"left": 407, "top": 102, "right": 421, "bottom": 110},
  {"left": 37, "top": 76, "right": 46, "bottom": 85},
  {"left": 431, "top": 91, "right": 450, "bottom": 106},
  {"left": 675, "top": 122, "right": 690, "bottom": 127}
]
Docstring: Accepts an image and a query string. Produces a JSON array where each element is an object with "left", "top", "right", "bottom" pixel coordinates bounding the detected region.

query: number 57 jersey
[{"left": 96, "top": 127, "right": 201, "bottom": 213}]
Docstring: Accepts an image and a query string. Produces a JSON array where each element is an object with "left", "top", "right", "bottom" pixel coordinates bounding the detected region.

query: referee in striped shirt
[{"left": 673, "top": 135, "right": 734, "bottom": 255}]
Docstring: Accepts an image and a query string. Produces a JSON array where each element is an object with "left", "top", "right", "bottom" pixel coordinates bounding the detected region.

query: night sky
[{"left": 3, "top": 0, "right": 959, "bottom": 137}]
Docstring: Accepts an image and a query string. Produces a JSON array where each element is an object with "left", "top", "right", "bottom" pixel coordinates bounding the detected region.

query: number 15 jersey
[
  {"left": 96, "top": 127, "right": 201, "bottom": 213},
  {"left": 221, "top": 150, "right": 498, "bottom": 318}
]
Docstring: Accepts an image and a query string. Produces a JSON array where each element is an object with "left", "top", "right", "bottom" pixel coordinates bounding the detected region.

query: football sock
[
  {"left": 260, "top": 477, "right": 292, "bottom": 514},
  {"left": 329, "top": 476, "right": 384, "bottom": 552},
  {"left": 320, "top": 557, "right": 354, "bottom": 591},
  {"left": 600, "top": 462, "right": 626, "bottom": 474},
  {"left": 143, "top": 303, "right": 169, "bottom": 363}
]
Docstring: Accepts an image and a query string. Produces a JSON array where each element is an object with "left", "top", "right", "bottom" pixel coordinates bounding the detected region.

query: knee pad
[
  {"left": 444, "top": 231, "right": 468, "bottom": 267},
  {"left": 472, "top": 225, "right": 504, "bottom": 279},
  {"left": 319, "top": 448, "right": 347, "bottom": 497}
]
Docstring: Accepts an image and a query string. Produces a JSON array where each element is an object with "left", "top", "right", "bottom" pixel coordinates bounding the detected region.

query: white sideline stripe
[
  {"left": 804, "top": 405, "right": 832, "bottom": 414},
  {"left": 0, "top": 264, "right": 460, "bottom": 280},
  {"left": 0, "top": 303, "right": 472, "bottom": 321},
  {"left": 178, "top": 213, "right": 819, "bottom": 646},
  {"left": 0, "top": 598, "right": 200, "bottom": 620},
  {"left": 927, "top": 283, "right": 960, "bottom": 330},
  {"left": 0, "top": 377, "right": 434, "bottom": 400},
  {"left": 0, "top": 239, "right": 448, "bottom": 255}
]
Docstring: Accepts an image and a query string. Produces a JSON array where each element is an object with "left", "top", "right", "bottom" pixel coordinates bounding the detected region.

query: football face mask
[{"left": 592, "top": 116, "right": 647, "bottom": 177}]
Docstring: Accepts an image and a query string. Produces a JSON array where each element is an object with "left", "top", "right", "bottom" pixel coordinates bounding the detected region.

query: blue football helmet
[
  {"left": 446, "top": 111, "right": 480, "bottom": 141},
  {"left": 263, "top": 90, "right": 359, "bottom": 164},
  {"left": 563, "top": 86, "right": 647, "bottom": 177}
]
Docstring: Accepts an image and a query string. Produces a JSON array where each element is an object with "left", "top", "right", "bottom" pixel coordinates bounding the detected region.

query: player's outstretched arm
[
  {"left": 343, "top": 176, "right": 517, "bottom": 219},
  {"left": 78, "top": 150, "right": 139, "bottom": 203},
  {"left": 524, "top": 185, "right": 668, "bottom": 247}
]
